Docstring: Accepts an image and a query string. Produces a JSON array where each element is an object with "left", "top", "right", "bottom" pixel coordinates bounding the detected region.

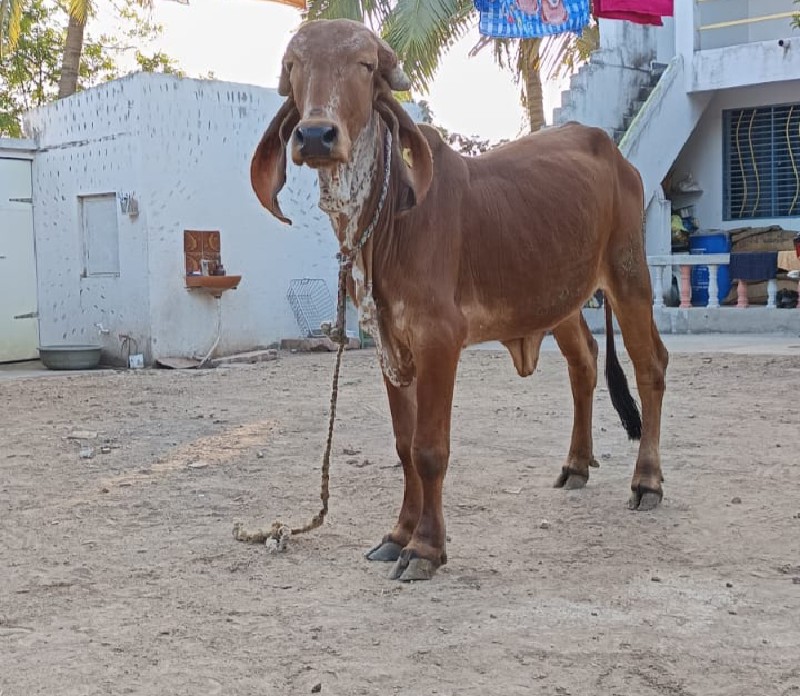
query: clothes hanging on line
[
  {"left": 594, "top": 0, "right": 673, "bottom": 27},
  {"left": 476, "top": 0, "right": 591, "bottom": 40}
]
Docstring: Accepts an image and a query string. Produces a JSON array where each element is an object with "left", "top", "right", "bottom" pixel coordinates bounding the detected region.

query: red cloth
[{"left": 594, "top": 0, "right": 673, "bottom": 26}]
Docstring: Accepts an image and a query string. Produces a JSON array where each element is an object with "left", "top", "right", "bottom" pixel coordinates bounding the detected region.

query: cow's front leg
[
  {"left": 389, "top": 329, "right": 464, "bottom": 582},
  {"left": 366, "top": 377, "right": 419, "bottom": 562}
]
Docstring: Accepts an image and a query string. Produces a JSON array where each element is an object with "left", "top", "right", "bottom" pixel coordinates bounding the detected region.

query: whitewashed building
[
  {"left": 555, "top": 0, "right": 800, "bottom": 332},
  {"left": 2, "top": 74, "right": 342, "bottom": 365}
]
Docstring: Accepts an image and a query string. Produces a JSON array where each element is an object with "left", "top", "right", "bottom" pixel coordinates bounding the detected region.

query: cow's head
[{"left": 250, "top": 19, "right": 433, "bottom": 226}]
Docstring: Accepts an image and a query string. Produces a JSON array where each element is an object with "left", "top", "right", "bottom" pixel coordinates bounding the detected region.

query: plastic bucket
[{"left": 689, "top": 233, "right": 731, "bottom": 306}]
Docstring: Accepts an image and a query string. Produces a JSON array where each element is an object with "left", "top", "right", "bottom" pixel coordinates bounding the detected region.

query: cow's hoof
[
  {"left": 388, "top": 555, "right": 439, "bottom": 582},
  {"left": 628, "top": 487, "right": 663, "bottom": 511},
  {"left": 365, "top": 538, "right": 404, "bottom": 562},
  {"left": 554, "top": 469, "right": 588, "bottom": 490}
]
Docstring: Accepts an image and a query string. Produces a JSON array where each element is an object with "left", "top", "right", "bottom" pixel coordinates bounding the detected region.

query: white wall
[
  {"left": 25, "top": 81, "right": 153, "bottom": 362},
  {"left": 132, "top": 76, "right": 336, "bottom": 361},
  {"left": 692, "top": 37, "right": 800, "bottom": 92},
  {"left": 24, "top": 74, "right": 340, "bottom": 364},
  {"left": 671, "top": 81, "right": 800, "bottom": 233},
  {"left": 696, "top": 0, "right": 797, "bottom": 50},
  {"left": 553, "top": 19, "right": 662, "bottom": 134}
]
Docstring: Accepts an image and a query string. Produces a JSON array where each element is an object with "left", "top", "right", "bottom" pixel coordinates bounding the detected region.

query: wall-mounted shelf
[{"left": 185, "top": 275, "right": 241, "bottom": 298}]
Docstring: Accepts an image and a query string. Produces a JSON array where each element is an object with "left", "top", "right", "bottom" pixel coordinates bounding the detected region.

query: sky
[{"left": 100, "top": 0, "right": 566, "bottom": 142}]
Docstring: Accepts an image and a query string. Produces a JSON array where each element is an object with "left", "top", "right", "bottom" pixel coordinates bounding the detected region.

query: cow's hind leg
[
  {"left": 552, "top": 312, "right": 600, "bottom": 490},
  {"left": 366, "top": 378, "right": 420, "bottom": 562},
  {"left": 604, "top": 275, "right": 669, "bottom": 511}
]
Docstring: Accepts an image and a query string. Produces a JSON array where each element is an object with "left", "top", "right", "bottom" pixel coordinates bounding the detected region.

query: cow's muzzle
[{"left": 292, "top": 119, "right": 344, "bottom": 166}]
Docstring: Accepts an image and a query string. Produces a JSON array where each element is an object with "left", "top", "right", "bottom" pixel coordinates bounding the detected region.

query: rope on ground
[{"left": 232, "top": 257, "right": 351, "bottom": 551}]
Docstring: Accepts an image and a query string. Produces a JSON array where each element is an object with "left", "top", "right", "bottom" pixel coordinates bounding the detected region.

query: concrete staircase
[
  {"left": 611, "top": 61, "right": 667, "bottom": 144},
  {"left": 619, "top": 56, "right": 713, "bottom": 207},
  {"left": 552, "top": 53, "right": 668, "bottom": 144},
  {"left": 552, "top": 33, "right": 713, "bottom": 244},
  {"left": 551, "top": 20, "right": 661, "bottom": 140}
]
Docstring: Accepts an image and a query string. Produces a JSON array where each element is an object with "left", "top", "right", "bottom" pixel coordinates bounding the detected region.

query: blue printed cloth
[{"left": 476, "top": 0, "right": 590, "bottom": 39}]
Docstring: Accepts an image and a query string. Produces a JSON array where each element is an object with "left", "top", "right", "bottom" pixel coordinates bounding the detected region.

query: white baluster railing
[{"left": 647, "top": 253, "right": 731, "bottom": 308}]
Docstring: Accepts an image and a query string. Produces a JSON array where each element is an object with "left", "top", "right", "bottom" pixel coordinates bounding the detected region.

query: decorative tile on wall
[{"left": 184, "top": 230, "right": 221, "bottom": 274}]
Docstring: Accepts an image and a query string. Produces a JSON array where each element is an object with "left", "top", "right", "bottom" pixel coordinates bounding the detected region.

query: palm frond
[
  {"left": 539, "top": 21, "right": 598, "bottom": 82},
  {"left": 470, "top": 35, "right": 517, "bottom": 73},
  {"left": 382, "top": 0, "right": 474, "bottom": 92},
  {"left": 305, "top": 0, "right": 365, "bottom": 22},
  {"left": 66, "top": 0, "right": 92, "bottom": 24},
  {"left": 472, "top": 20, "right": 598, "bottom": 86},
  {"left": 8, "top": 0, "right": 21, "bottom": 42},
  {"left": 304, "top": 0, "right": 392, "bottom": 29},
  {"left": 0, "top": 0, "right": 24, "bottom": 56}
]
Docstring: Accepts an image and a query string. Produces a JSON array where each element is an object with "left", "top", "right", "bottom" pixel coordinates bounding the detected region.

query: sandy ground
[{"left": 1, "top": 344, "right": 799, "bottom": 696}]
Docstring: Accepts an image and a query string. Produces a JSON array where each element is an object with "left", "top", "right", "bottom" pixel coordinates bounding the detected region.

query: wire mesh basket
[{"left": 287, "top": 278, "right": 336, "bottom": 338}]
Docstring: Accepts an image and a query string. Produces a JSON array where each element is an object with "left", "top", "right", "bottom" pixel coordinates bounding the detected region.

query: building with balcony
[{"left": 555, "top": 0, "right": 800, "bottom": 332}]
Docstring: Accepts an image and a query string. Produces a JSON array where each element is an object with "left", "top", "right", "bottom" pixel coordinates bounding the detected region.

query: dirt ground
[{"left": 1, "top": 345, "right": 799, "bottom": 696}]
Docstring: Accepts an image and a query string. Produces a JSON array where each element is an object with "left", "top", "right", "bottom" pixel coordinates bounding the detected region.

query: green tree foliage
[{"left": 0, "top": 0, "right": 181, "bottom": 136}]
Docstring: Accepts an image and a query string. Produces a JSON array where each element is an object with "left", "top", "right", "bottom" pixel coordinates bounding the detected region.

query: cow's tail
[{"left": 604, "top": 299, "right": 642, "bottom": 440}]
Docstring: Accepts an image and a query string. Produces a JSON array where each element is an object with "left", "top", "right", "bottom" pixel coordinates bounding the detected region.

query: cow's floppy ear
[
  {"left": 376, "top": 36, "right": 411, "bottom": 92},
  {"left": 250, "top": 96, "right": 300, "bottom": 225},
  {"left": 278, "top": 61, "right": 291, "bottom": 97},
  {"left": 376, "top": 90, "right": 433, "bottom": 215}
]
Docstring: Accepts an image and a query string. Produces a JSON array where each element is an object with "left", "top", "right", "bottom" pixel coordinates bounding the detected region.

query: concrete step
[{"left": 211, "top": 349, "right": 278, "bottom": 366}]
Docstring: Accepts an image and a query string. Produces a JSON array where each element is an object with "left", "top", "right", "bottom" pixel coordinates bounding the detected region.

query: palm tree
[
  {"left": 471, "top": 22, "right": 598, "bottom": 132},
  {"left": 2, "top": 0, "right": 155, "bottom": 98},
  {"left": 0, "top": 0, "right": 24, "bottom": 59},
  {"left": 58, "top": 0, "right": 161, "bottom": 98},
  {"left": 58, "top": 0, "right": 91, "bottom": 97},
  {"left": 304, "top": 0, "right": 598, "bottom": 133}
]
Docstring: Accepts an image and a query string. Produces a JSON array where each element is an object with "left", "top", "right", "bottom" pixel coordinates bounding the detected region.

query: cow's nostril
[
  {"left": 321, "top": 126, "right": 337, "bottom": 146},
  {"left": 295, "top": 124, "right": 338, "bottom": 159}
]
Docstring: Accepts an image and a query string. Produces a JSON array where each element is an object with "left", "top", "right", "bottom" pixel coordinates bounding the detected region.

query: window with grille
[{"left": 723, "top": 104, "right": 800, "bottom": 220}]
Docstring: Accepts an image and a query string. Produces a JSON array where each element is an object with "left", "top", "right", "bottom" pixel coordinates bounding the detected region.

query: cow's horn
[{"left": 387, "top": 66, "right": 411, "bottom": 92}]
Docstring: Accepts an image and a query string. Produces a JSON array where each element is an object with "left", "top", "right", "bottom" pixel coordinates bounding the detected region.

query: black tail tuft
[{"left": 604, "top": 299, "right": 642, "bottom": 441}]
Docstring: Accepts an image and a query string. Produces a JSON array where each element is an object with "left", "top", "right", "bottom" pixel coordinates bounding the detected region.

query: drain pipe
[{"left": 197, "top": 297, "right": 223, "bottom": 369}]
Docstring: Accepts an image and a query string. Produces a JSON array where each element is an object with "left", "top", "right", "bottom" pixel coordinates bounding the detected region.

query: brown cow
[{"left": 251, "top": 19, "right": 668, "bottom": 582}]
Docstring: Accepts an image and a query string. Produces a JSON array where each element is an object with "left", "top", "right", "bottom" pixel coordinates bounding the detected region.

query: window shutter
[{"left": 724, "top": 104, "right": 800, "bottom": 220}]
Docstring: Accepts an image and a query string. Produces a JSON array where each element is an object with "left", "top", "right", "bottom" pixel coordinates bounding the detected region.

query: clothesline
[
  {"left": 477, "top": 0, "right": 675, "bottom": 40},
  {"left": 263, "top": 0, "right": 675, "bottom": 40}
]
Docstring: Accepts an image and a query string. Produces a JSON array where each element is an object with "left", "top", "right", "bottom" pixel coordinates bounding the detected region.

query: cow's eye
[{"left": 360, "top": 62, "right": 376, "bottom": 73}]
